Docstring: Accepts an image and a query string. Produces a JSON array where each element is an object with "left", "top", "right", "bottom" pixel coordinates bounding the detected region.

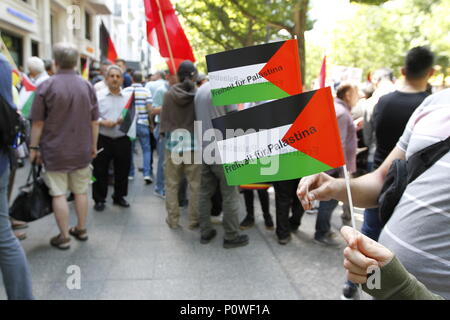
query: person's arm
[
  {"left": 340, "top": 226, "right": 444, "bottom": 300},
  {"left": 297, "top": 146, "right": 405, "bottom": 210},
  {"left": 91, "top": 121, "right": 99, "bottom": 159},
  {"left": 29, "top": 120, "right": 44, "bottom": 164}
]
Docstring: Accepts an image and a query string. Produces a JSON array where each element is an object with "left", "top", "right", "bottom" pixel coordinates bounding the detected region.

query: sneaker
[
  {"left": 200, "top": 229, "right": 217, "bottom": 244},
  {"left": 341, "top": 283, "right": 360, "bottom": 300},
  {"left": 314, "top": 234, "right": 341, "bottom": 247},
  {"left": 153, "top": 191, "right": 166, "bottom": 199},
  {"left": 223, "top": 234, "right": 249, "bottom": 249},
  {"left": 278, "top": 235, "right": 291, "bottom": 245},
  {"left": 144, "top": 176, "right": 153, "bottom": 185},
  {"left": 50, "top": 234, "right": 71, "bottom": 250},
  {"left": 239, "top": 218, "right": 255, "bottom": 230}
]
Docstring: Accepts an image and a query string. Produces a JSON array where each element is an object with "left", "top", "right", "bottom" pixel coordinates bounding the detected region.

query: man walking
[
  {"left": 160, "top": 61, "right": 200, "bottom": 229},
  {"left": 195, "top": 81, "right": 249, "bottom": 248},
  {"left": 124, "top": 71, "right": 153, "bottom": 184},
  {"left": 0, "top": 53, "right": 33, "bottom": 299},
  {"left": 92, "top": 65, "right": 134, "bottom": 211},
  {"left": 29, "top": 43, "right": 99, "bottom": 250}
]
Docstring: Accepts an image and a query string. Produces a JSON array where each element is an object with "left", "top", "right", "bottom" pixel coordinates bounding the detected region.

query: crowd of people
[{"left": 0, "top": 41, "right": 448, "bottom": 300}]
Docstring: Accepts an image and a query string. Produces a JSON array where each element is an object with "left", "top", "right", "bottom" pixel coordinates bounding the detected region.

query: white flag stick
[{"left": 342, "top": 163, "right": 363, "bottom": 296}]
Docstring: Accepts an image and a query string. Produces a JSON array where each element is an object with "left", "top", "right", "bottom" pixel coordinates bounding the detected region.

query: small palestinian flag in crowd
[
  {"left": 119, "top": 91, "right": 136, "bottom": 140},
  {"left": 19, "top": 74, "right": 37, "bottom": 118},
  {"left": 212, "top": 87, "right": 345, "bottom": 186},
  {"left": 206, "top": 39, "right": 302, "bottom": 106},
  {"left": 82, "top": 58, "right": 90, "bottom": 80}
]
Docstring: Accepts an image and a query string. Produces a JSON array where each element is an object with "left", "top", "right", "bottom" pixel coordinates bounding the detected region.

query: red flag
[
  {"left": 143, "top": 0, "right": 195, "bottom": 74},
  {"left": 22, "top": 74, "right": 37, "bottom": 91},
  {"left": 367, "top": 71, "right": 372, "bottom": 83},
  {"left": 319, "top": 56, "right": 326, "bottom": 88}
]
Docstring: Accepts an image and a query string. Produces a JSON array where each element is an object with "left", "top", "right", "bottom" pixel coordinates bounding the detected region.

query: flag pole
[
  {"left": 155, "top": 0, "right": 177, "bottom": 75},
  {"left": 342, "top": 163, "right": 363, "bottom": 296}
]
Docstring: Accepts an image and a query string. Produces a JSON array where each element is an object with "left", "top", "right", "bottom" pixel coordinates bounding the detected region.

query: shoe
[
  {"left": 278, "top": 235, "right": 291, "bottom": 245},
  {"left": 113, "top": 197, "right": 130, "bottom": 208},
  {"left": 69, "top": 227, "right": 88, "bottom": 241},
  {"left": 94, "top": 202, "right": 105, "bottom": 212},
  {"left": 239, "top": 218, "right": 255, "bottom": 230},
  {"left": 341, "top": 283, "right": 360, "bottom": 300},
  {"left": 223, "top": 234, "right": 249, "bottom": 249},
  {"left": 153, "top": 191, "right": 166, "bottom": 199},
  {"left": 263, "top": 214, "right": 274, "bottom": 230},
  {"left": 188, "top": 222, "right": 200, "bottom": 230},
  {"left": 11, "top": 218, "right": 28, "bottom": 230},
  {"left": 144, "top": 176, "right": 153, "bottom": 185},
  {"left": 200, "top": 229, "right": 217, "bottom": 244},
  {"left": 50, "top": 234, "right": 71, "bottom": 250},
  {"left": 14, "top": 231, "right": 27, "bottom": 241},
  {"left": 165, "top": 218, "right": 181, "bottom": 229},
  {"left": 314, "top": 234, "right": 341, "bottom": 247}
]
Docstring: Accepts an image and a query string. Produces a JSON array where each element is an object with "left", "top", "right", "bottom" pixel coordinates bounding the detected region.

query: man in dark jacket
[{"left": 160, "top": 61, "right": 200, "bottom": 229}]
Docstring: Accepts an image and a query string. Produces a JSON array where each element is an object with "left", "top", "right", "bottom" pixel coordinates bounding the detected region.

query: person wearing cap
[{"left": 160, "top": 61, "right": 200, "bottom": 229}]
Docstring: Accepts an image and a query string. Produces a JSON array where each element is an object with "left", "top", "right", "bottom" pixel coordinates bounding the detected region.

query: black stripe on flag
[
  {"left": 212, "top": 90, "right": 316, "bottom": 141},
  {"left": 206, "top": 41, "right": 285, "bottom": 72}
]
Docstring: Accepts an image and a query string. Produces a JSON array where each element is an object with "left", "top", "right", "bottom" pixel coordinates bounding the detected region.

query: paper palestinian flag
[
  {"left": 19, "top": 74, "right": 37, "bottom": 118},
  {"left": 119, "top": 91, "right": 137, "bottom": 140},
  {"left": 211, "top": 87, "right": 345, "bottom": 186},
  {"left": 206, "top": 39, "right": 302, "bottom": 106}
]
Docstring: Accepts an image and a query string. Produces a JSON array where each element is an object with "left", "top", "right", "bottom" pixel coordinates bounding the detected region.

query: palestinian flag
[
  {"left": 212, "top": 87, "right": 345, "bottom": 186},
  {"left": 19, "top": 74, "right": 37, "bottom": 118},
  {"left": 82, "top": 58, "right": 90, "bottom": 80},
  {"left": 206, "top": 39, "right": 302, "bottom": 106},
  {"left": 119, "top": 91, "right": 136, "bottom": 140},
  {"left": 100, "top": 21, "right": 118, "bottom": 63}
]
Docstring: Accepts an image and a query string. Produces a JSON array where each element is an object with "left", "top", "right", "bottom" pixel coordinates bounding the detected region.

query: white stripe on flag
[
  {"left": 216, "top": 124, "right": 297, "bottom": 164},
  {"left": 208, "top": 63, "right": 268, "bottom": 90}
]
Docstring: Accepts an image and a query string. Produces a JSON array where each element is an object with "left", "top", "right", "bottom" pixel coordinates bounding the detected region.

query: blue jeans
[
  {"left": 129, "top": 124, "right": 152, "bottom": 177},
  {"left": 315, "top": 199, "right": 339, "bottom": 239},
  {"left": 0, "top": 167, "right": 33, "bottom": 300},
  {"left": 154, "top": 124, "right": 165, "bottom": 195},
  {"left": 361, "top": 207, "right": 382, "bottom": 241}
]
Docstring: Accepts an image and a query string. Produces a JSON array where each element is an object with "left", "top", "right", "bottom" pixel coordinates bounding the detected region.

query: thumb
[{"left": 356, "top": 234, "right": 392, "bottom": 265}]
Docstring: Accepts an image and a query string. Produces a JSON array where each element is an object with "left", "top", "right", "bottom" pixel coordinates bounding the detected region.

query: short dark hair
[
  {"left": 115, "top": 58, "right": 126, "bottom": 65},
  {"left": 336, "top": 82, "right": 355, "bottom": 100},
  {"left": 133, "top": 71, "right": 143, "bottom": 83},
  {"left": 405, "top": 46, "right": 434, "bottom": 80}
]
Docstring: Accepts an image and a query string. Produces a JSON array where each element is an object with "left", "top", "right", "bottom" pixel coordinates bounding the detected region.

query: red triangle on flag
[
  {"left": 258, "top": 39, "right": 303, "bottom": 95},
  {"left": 282, "top": 87, "right": 345, "bottom": 169},
  {"left": 22, "top": 75, "right": 37, "bottom": 91}
]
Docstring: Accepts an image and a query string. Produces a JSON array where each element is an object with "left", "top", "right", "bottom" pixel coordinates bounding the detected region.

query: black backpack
[
  {"left": 0, "top": 93, "right": 24, "bottom": 150},
  {"left": 378, "top": 135, "right": 450, "bottom": 226}
]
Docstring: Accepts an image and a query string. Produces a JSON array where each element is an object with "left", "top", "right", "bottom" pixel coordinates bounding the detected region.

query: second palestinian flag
[
  {"left": 19, "top": 74, "right": 37, "bottom": 118},
  {"left": 206, "top": 39, "right": 302, "bottom": 106},
  {"left": 119, "top": 91, "right": 136, "bottom": 140},
  {"left": 212, "top": 87, "right": 345, "bottom": 185}
]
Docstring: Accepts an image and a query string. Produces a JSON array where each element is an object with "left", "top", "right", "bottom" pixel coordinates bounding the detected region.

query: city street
[{"left": 1, "top": 159, "right": 369, "bottom": 300}]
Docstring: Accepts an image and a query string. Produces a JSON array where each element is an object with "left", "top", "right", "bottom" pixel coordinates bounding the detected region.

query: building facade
[{"left": 0, "top": 0, "right": 111, "bottom": 71}]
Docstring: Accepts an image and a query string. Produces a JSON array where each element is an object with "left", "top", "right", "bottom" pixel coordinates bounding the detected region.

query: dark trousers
[
  {"left": 315, "top": 199, "right": 339, "bottom": 239},
  {"left": 93, "top": 135, "right": 131, "bottom": 203},
  {"left": 211, "top": 186, "right": 222, "bottom": 216},
  {"left": 242, "top": 189, "right": 269, "bottom": 218},
  {"left": 273, "top": 179, "right": 304, "bottom": 240}
]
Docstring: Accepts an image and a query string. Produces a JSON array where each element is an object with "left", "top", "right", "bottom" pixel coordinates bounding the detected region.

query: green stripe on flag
[
  {"left": 223, "top": 151, "right": 333, "bottom": 186},
  {"left": 211, "top": 82, "right": 289, "bottom": 106},
  {"left": 21, "top": 91, "right": 35, "bottom": 118}
]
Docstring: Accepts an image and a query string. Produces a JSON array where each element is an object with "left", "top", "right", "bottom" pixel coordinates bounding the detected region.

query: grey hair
[
  {"left": 53, "top": 43, "right": 79, "bottom": 69},
  {"left": 106, "top": 65, "right": 123, "bottom": 77},
  {"left": 27, "top": 57, "right": 45, "bottom": 74}
]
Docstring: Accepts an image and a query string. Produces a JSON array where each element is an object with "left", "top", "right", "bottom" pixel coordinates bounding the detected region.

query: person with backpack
[
  {"left": 0, "top": 53, "right": 34, "bottom": 300},
  {"left": 297, "top": 88, "right": 450, "bottom": 299}
]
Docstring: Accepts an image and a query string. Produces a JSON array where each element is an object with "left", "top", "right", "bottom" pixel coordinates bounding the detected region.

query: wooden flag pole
[{"left": 155, "top": 0, "right": 177, "bottom": 75}]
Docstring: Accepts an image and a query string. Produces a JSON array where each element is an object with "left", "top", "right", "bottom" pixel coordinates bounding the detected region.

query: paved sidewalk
[{"left": 1, "top": 162, "right": 369, "bottom": 300}]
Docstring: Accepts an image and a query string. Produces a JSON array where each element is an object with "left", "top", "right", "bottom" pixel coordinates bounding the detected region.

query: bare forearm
[
  {"left": 30, "top": 121, "right": 44, "bottom": 147},
  {"left": 92, "top": 121, "right": 99, "bottom": 148}
]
